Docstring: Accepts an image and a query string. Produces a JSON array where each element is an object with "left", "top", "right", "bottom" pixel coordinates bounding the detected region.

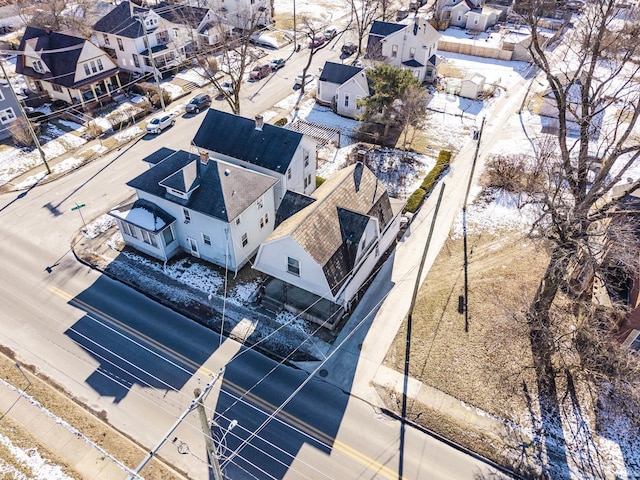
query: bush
[
  {"left": 316, "top": 176, "right": 326, "bottom": 188},
  {"left": 404, "top": 150, "right": 452, "bottom": 213},
  {"left": 84, "top": 121, "right": 105, "bottom": 140},
  {"left": 404, "top": 188, "right": 426, "bottom": 213},
  {"left": 274, "top": 118, "right": 288, "bottom": 127},
  {"left": 9, "top": 118, "right": 38, "bottom": 147}
]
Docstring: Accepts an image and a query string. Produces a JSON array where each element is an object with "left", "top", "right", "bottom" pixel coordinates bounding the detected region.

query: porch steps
[
  {"left": 181, "top": 81, "right": 200, "bottom": 92},
  {"left": 261, "top": 296, "right": 283, "bottom": 314}
]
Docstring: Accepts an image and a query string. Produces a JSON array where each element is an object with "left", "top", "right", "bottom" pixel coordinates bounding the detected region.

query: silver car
[{"left": 146, "top": 114, "right": 175, "bottom": 134}]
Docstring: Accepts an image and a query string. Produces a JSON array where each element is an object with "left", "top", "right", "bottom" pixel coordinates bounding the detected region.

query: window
[
  {"left": 103, "top": 34, "right": 110, "bottom": 46},
  {"left": 287, "top": 168, "right": 291, "bottom": 180},
  {"left": 257, "top": 196, "right": 263, "bottom": 210},
  {"left": 121, "top": 222, "right": 133, "bottom": 237},
  {"left": 287, "top": 257, "right": 300, "bottom": 276},
  {"left": 132, "top": 54, "right": 140, "bottom": 68},
  {"left": 156, "top": 30, "right": 169, "bottom": 44},
  {"left": 84, "top": 64, "right": 90, "bottom": 76},
  {"left": 260, "top": 217, "right": 264, "bottom": 228},
  {"left": 97, "top": 58, "right": 104, "bottom": 71},
  {"left": 141, "top": 230, "right": 157, "bottom": 247},
  {"left": 202, "top": 233, "right": 212, "bottom": 245},
  {"left": 236, "top": 216, "right": 241, "bottom": 225},
  {"left": 183, "top": 208, "right": 191, "bottom": 223},
  {"left": 91, "top": 61, "right": 98, "bottom": 73},
  {"left": 241, "top": 233, "right": 248, "bottom": 247},
  {"left": 304, "top": 176, "right": 308, "bottom": 188},
  {"left": 117, "top": 38, "right": 124, "bottom": 51},
  {"left": 52, "top": 84, "right": 62, "bottom": 92},
  {"left": 344, "top": 93, "right": 349, "bottom": 108},
  {"left": 391, "top": 45, "right": 398, "bottom": 58},
  {"left": 307, "top": 174, "right": 312, "bottom": 187},
  {"left": 264, "top": 212, "right": 269, "bottom": 224},
  {"left": 162, "top": 227, "right": 174, "bottom": 245},
  {"left": 409, "top": 47, "right": 416, "bottom": 59},
  {"left": 0, "top": 108, "right": 15, "bottom": 124},
  {"left": 33, "top": 60, "right": 45, "bottom": 73},
  {"left": 303, "top": 150, "right": 309, "bottom": 167}
]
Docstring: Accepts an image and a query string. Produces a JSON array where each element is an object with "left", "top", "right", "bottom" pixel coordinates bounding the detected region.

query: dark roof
[
  {"left": 16, "top": 27, "right": 117, "bottom": 88},
  {"left": 128, "top": 149, "right": 277, "bottom": 222},
  {"left": 275, "top": 191, "right": 316, "bottom": 227},
  {"left": 192, "top": 109, "right": 305, "bottom": 175},
  {"left": 402, "top": 58, "right": 424, "bottom": 68},
  {"left": 142, "top": 147, "right": 176, "bottom": 165},
  {"left": 156, "top": 2, "right": 208, "bottom": 28},
  {"left": 369, "top": 20, "right": 405, "bottom": 37},
  {"left": 319, "top": 61, "right": 363, "bottom": 85},
  {"left": 93, "top": 1, "right": 146, "bottom": 38}
]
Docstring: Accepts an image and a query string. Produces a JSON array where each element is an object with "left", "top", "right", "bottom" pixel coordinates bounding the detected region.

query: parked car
[
  {"left": 185, "top": 93, "right": 211, "bottom": 113},
  {"left": 396, "top": 9, "right": 409, "bottom": 21},
  {"left": 50, "top": 99, "right": 70, "bottom": 112},
  {"left": 269, "top": 58, "right": 286, "bottom": 71},
  {"left": 295, "top": 73, "right": 315, "bottom": 86},
  {"left": 249, "top": 64, "right": 271, "bottom": 80},
  {"left": 219, "top": 81, "right": 234, "bottom": 96},
  {"left": 341, "top": 42, "right": 357, "bottom": 56},
  {"left": 323, "top": 27, "right": 337, "bottom": 40},
  {"left": 146, "top": 114, "right": 175, "bottom": 134},
  {"left": 309, "top": 33, "right": 325, "bottom": 49}
]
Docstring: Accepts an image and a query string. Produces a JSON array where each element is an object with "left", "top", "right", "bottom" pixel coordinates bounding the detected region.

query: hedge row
[{"left": 403, "top": 150, "right": 452, "bottom": 214}]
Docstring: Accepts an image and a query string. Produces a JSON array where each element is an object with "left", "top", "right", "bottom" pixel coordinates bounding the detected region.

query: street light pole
[
  {"left": 0, "top": 59, "right": 50, "bottom": 174},
  {"left": 135, "top": 14, "right": 166, "bottom": 112}
]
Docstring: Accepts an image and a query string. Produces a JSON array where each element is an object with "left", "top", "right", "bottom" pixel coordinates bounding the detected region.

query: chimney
[
  {"left": 199, "top": 150, "right": 209, "bottom": 165},
  {"left": 255, "top": 115, "right": 264, "bottom": 131}
]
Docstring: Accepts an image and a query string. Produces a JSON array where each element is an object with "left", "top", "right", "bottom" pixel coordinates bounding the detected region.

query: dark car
[
  {"left": 341, "top": 42, "right": 357, "bottom": 56},
  {"left": 249, "top": 64, "right": 271, "bottom": 80},
  {"left": 269, "top": 58, "right": 286, "bottom": 71},
  {"left": 50, "top": 99, "right": 70, "bottom": 112},
  {"left": 185, "top": 93, "right": 211, "bottom": 113}
]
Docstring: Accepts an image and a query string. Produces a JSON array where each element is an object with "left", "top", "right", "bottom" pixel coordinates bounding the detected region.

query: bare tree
[
  {"left": 396, "top": 85, "right": 430, "bottom": 150},
  {"left": 296, "top": 17, "right": 334, "bottom": 95},
  {"left": 14, "top": 0, "right": 101, "bottom": 36},
  {"left": 514, "top": 0, "right": 640, "bottom": 396},
  {"left": 348, "top": 0, "right": 381, "bottom": 55}
]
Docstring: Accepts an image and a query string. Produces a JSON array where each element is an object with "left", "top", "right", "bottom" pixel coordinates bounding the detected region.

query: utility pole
[
  {"left": 0, "top": 59, "right": 50, "bottom": 174},
  {"left": 461, "top": 117, "right": 485, "bottom": 332},
  {"left": 128, "top": 368, "right": 224, "bottom": 480},
  {"left": 293, "top": 0, "right": 297, "bottom": 52},
  {"left": 194, "top": 388, "right": 224, "bottom": 480},
  {"left": 136, "top": 14, "right": 166, "bottom": 112}
]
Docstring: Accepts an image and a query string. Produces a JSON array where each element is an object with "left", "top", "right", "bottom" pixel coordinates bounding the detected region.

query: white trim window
[
  {"left": 141, "top": 229, "right": 157, "bottom": 247},
  {"left": 287, "top": 257, "right": 300, "bottom": 276},
  {"left": 241, "top": 232, "right": 248, "bottom": 247},
  {"left": 0, "top": 108, "right": 16, "bottom": 125},
  {"left": 33, "top": 59, "right": 45, "bottom": 73},
  {"left": 183, "top": 208, "right": 191, "bottom": 223},
  {"left": 202, "top": 233, "right": 212, "bottom": 245}
]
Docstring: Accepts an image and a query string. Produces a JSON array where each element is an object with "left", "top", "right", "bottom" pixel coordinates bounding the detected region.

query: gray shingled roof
[
  {"left": 93, "top": 1, "right": 147, "bottom": 38},
  {"left": 128, "top": 149, "right": 277, "bottom": 222},
  {"left": 192, "top": 109, "right": 304, "bottom": 174},
  {"left": 268, "top": 163, "right": 395, "bottom": 295},
  {"left": 319, "top": 61, "right": 363, "bottom": 85},
  {"left": 16, "top": 27, "right": 118, "bottom": 88},
  {"left": 369, "top": 20, "right": 405, "bottom": 37},
  {"left": 156, "top": 1, "right": 208, "bottom": 28}
]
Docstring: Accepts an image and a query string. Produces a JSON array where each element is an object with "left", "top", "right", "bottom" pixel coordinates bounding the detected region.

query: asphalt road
[{"left": 0, "top": 42, "right": 509, "bottom": 480}]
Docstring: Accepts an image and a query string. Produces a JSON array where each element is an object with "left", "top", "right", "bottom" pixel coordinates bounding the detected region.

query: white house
[
  {"left": 192, "top": 110, "right": 319, "bottom": 208},
  {"left": 16, "top": 27, "right": 122, "bottom": 109},
  {"left": 111, "top": 148, "right": 278, "bottom": 273},
  {"left": 365, "top": 18, "right": 441, "bottom": 83},
  {"left": 198, "top": 0, "right": 272, "bottom": 30},
  {"left": 317, "top": 62, "right": 370, "bottom": 118},
  {"left": 253, "top": 162, "right": 404, "bottom": 328},
  {"left": 0, "top": 82, "right": 26, "bottom": 140},
  {"left": 93, "top": 1, "right": 208, "bottom": 76}
]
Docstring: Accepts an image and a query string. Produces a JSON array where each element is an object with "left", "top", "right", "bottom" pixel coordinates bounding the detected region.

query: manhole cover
[{"left": 319, "top": 369, "right": 328, "bottom": 377}]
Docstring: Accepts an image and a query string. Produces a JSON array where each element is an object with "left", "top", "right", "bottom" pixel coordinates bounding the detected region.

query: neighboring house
[
  {"left": 438, "top": 0, "right": 505, "bottom": 30},
  {"left": 110, "top": 148, "right": 278, "bottom": 272},
  {"left": 192, "top": 110, "right": 319, "bottom": 207},
  {"left": 533, "top": 72, "right": 601, "bottom": 123},
  {"left": 154, "top": 2, "right": 214, "bottom": 52},
  {"left": 365, "top": 17, "right": 441, "bottom": 83},
  {"left": 16, "top": 27, "right": 122, "bottom": 109},
  {"left": 93, "top": 1, "right": 196, "bottom": 77},
  {"left": 200, "top": 0, "right": 272, "bottom": 30},
  {"left": 254, "top": 162, "right": 404, "bottom": 328},
  {"left": 0, "top": 81, "right": 24, "bottom": 140},
  {"left": 459, "top": 72, "right": 486, "bottom": 99},
  {"left": 317, "top": 61, "right": 370, "bottom": 119}
]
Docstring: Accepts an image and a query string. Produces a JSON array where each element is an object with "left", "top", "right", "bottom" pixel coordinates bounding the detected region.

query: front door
[{"left": 187, "top": 237, "right": 199, "bottom": 258}]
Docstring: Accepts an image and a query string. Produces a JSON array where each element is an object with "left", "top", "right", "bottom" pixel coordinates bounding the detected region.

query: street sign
[{"left": 71, "top": 203, "right": 86, "bottom": 211}]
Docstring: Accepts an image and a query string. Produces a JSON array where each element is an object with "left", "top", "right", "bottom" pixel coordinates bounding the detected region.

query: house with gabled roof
[
  {"left": 110, "top": 148, "right": 278, "bottom": 272},
  {"left": 16, "top": 26, "right": 122, "bottom": 109},
  {"left": 365, "top": 17, "right": 441, "bottom": 83},
  {"left": 317, "top": 61, "right": 370, "bottom": 119},
  {"left": 93, "top": 1, "right": 212, "bottom": 77},
  {"left": 253, "top": 162, "right": 404, "bottom": 328},
  {"left": 192, "top": 110, "right": 319, "bottom": 207}
]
